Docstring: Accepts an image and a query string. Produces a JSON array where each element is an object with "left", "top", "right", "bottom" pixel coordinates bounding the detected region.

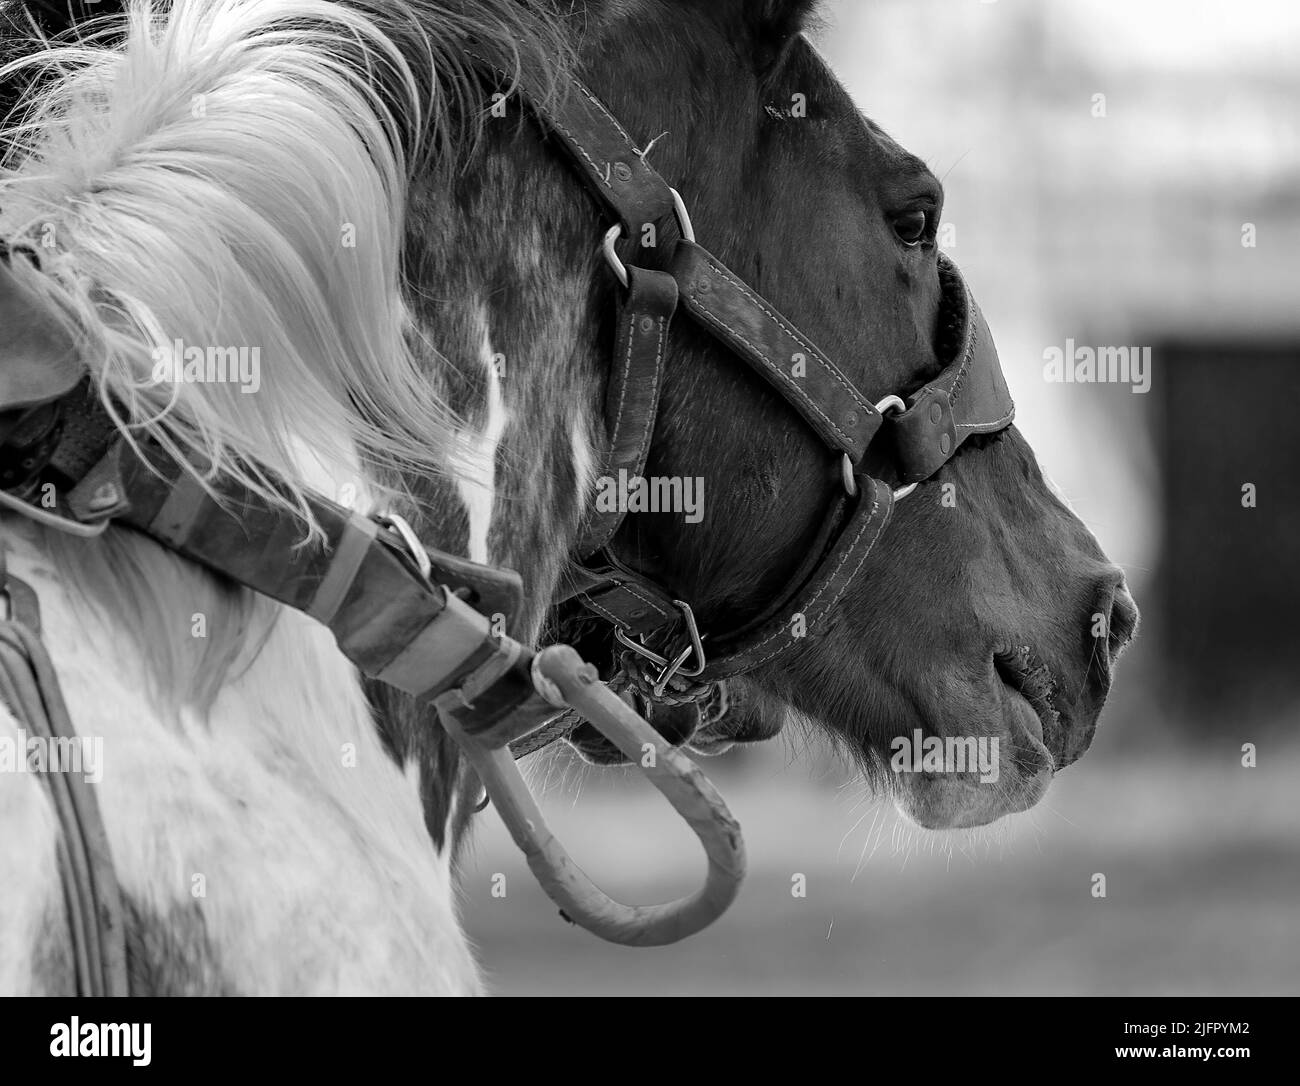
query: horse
[
  {"left": 367, "top": 0, "right": 1140, "bottom": 835},
  {"left": 0, "top": 0, "right": 1137, "bottom": 995}
]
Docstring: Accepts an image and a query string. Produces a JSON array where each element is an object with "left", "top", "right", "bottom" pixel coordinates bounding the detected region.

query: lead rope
[
  {"left": 506, "top": 672, "right": 630, "bottom": 759},
  {"left": 503, "top": 666, "right": 731, "bottom": 763}
]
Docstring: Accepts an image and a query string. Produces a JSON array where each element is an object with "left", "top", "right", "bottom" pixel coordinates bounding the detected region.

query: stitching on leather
[
  {"left": 573, "top": 79, "right": 639, "bottom": 146},
  {"left": 606, "top": 295, "right": 638, "bottom": 458},
  {"left": 697, "top": 252, "right": 871, "bottom": 409},
  {"left": 547, "top": 113, "right": 617, "bottom": 195},
  {"left": 581, "top": 582, "right": 674, "bottom": 626},
  {"left": 955, "top": 407, "right": 1014, "bottom": 434},
  {"left": 581, "top": 595, "right": 624, "bottom": 625},
  {"left": 561, "top": 79, "right": 673, "bottom": 218},
  {"left": 589, "top": 290, "right": 669, "bottom": 552},
  {"left": 463, "top": 57, "right": 624, "bottom": 203},
  {"left": 629, "top": 312, "right": 667, "bottom": 469},
  {"left": 714, "top": 486, "right": 888, "bottom": 675},
  {"left": 614, "top": 580, "right": 675, "bottom": 620},
  {"left": 689, "top": 296, "right": 862, "bottom": 454}
]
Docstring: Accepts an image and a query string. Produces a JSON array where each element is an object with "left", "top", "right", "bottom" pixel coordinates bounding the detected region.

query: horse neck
[
  {"left": 364, "top": 127, "right": 609, "bottom": 856},
  {"left": 402, "top": 128, "right": 606, "bottom": 639}
]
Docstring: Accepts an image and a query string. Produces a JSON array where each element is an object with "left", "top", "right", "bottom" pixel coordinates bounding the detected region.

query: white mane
[
  {"left": 0, "top": 0, "right": 528, "bottom": 995},
  {"left": 0, "top": 0, "right": 454, "bottom": 523}
]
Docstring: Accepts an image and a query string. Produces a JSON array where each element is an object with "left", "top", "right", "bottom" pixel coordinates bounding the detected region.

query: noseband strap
[{"left": 885, "top": 256, "right": 1016, "bottom": 484}]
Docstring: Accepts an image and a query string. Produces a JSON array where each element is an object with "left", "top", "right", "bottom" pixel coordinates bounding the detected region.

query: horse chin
[{"left": 888, "top": 663, "right": 1059, "bottom": 831}]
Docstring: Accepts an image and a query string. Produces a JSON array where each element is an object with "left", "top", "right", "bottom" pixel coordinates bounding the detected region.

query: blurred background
[{"left": 462, "top": 0, "right": 1300, "bottom": 994}]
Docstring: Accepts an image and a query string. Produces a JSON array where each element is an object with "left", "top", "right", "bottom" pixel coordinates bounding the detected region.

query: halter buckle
[{"left": 614, "top": 598, "right": 707, "bottom": 697}]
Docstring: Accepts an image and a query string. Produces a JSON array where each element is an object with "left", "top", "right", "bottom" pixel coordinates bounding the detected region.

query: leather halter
[{"left": 508, "top": 70, "right": 1017, "bottom": 699}]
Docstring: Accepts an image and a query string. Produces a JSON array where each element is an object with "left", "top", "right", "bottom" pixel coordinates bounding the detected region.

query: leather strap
[
  {"left": 0, "top": 566, "right": 129, "bottom": 997},
  {"left": 695, "top": 476, "right": 893, "bottom": 680},
  {"left": 567, "top": 474, "right": 894, "bottom": 687},
  {"left": 670, "top": 240, "right": 880, "bottom": 463},
  {"left": 574, "top": 264, "right": 678, "bottom": 558},
  {"left": 470, "top": 60, "right": 675, "bottom": 267},
  {"left": 29, "top": 433, "right": 539, "bottom": 731},
  {"left": 566, "top": 548, "right": 680, "bottom": 639},
  {"left": 527, "top": 75, "right": 676, "bottom": 242},
  {"left": 887, "top": 253, "right": 1015, "bottom": 483}
]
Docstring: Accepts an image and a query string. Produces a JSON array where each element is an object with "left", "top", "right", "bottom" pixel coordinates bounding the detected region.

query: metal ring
[
  {"left": 614, "top": 625, "right": 668, "bottom": 668},
  {"left": 652, "top": 643, "right": 697, "bottom": 699},
  {"left": 872, "top": 396, "right": 918, "bottom": 501},
  {"left": 376, "top": 512, "right": 431, "bottom": 581},
  {"left": 840, "top": 453, "right": 857, "bottom": 497},
  {"left": 669, "top": 188, "right": 696, "bottom": 243},
  {"left": 613, "top": 599, "right": 707, "bottom": 692},
  {"left": 666, "top": 599, "right": 706, "bottom": 679},
  {"left": 601, "top": 224, "right": 629, "bottom": 289}
]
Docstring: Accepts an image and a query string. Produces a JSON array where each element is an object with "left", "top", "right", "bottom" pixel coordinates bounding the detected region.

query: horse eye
[{"left": 893, "top": 210, "right": 929, "bottom": 247}]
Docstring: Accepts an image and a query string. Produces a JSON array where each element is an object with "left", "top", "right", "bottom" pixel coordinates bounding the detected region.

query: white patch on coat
[
  {"left": 570, "top": 413, "right": 596, "bottom": 503},
  {"left": 452, "top": 311, "right": 510, "bottom": 564},
  {"left": 0, "top": 481, "right": 481, "bottom": 994},
  {"left": 287, "top": 433, "right": 376, "bottom": 516},
  {"left": 0, "top": 698, "right": 67, "bottom": 993}
]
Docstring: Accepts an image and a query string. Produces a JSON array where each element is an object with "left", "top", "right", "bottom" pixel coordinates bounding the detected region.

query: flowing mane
[
  {"left": 0, "top": 0, "right": 568, "bottom": 702},
  {"left": 0, "top": 0, "right": 572, "bottom": 995},
  {"left": 0, "top": 0, "right": 570, "bottom": 517}
]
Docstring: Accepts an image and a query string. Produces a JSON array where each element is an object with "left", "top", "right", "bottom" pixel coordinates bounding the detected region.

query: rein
[{"left": 0, "top": 49, "right": 1016, "bottom": 990}]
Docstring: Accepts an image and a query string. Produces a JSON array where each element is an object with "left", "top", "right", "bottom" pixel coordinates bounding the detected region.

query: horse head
[{"left": 402, "top": 0, "right": 1138, "bottom": 832}]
